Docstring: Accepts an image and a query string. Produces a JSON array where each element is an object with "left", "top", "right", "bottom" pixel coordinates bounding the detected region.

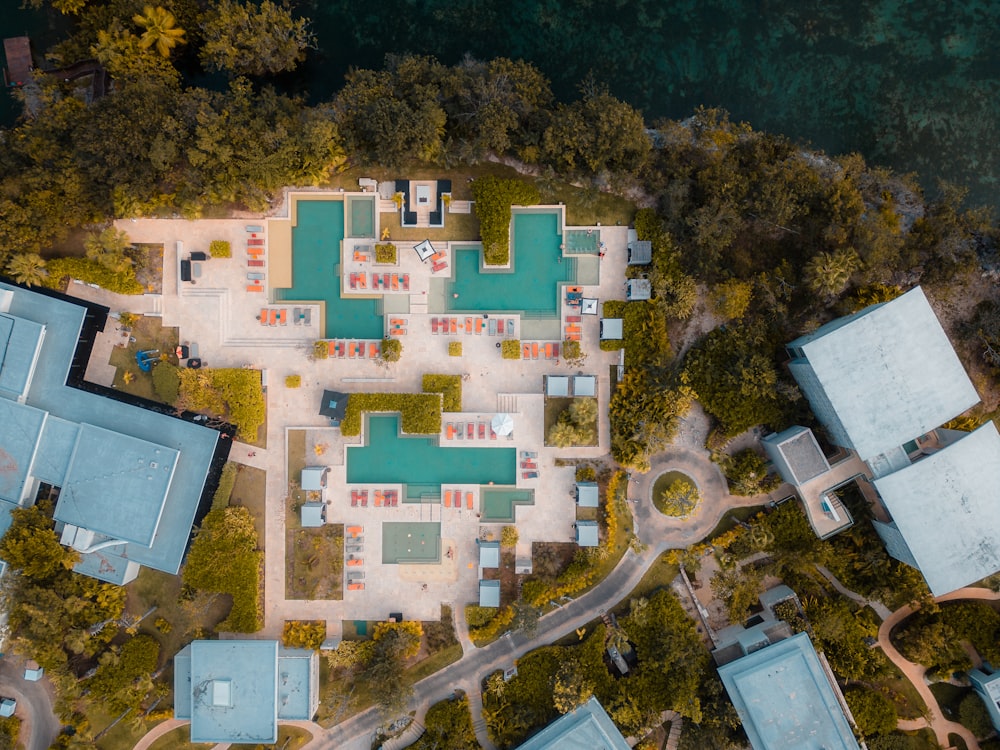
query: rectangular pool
[
  {"left": 347, "top": 415, "right": 516, "bottom": 496},
  {"left": 481, "top": 488, "right": 535, "bottom": 522},
  {"left": 347, "top": 195, "right": 375, "bottom": 239},
  {"left": 564, "top": 229, "right": 600, "bottom": 254},
  {"left": 274, "top": 199, "right": 383, "bottom": 339},
  {"left": 382, "top": 522, "right": 441, "bottom": 564}
]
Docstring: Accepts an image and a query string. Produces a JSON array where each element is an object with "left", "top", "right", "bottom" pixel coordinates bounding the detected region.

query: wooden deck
[{"left": 3, "top": 37, "right": 32, "bottom": 87}]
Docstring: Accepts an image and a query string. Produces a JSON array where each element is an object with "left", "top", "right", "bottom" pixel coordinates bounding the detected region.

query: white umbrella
[{"left": 491, "top": 413, "right": 514, "bottom": 437}]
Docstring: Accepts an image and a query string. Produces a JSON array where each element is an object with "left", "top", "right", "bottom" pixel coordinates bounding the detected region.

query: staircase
[
  {"left": 496, "top": 394, "right": 518, "bottom": 413},
  {"left": 144, "top": 293, "right": 163, "bottom": 317}
]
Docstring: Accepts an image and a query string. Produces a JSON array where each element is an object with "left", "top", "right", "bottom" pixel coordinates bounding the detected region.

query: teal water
[
  {"left": 301, "top": 0, "right": 1000, "bottom": 207},
  {"left": 565, "top": 230, "right": 600, "bottom": 255},
  {"left": 481, "top": 488, "right": 534, "bottom": 522},
  {"left": 347, "top": 195, "right": 375, "bottom": 239},
  {"left": 346, "top": 415, "right": 516, "bottom": 493},
  {"left": 274, "top": 199, "right": 383, "bottom": 339},
  {"left": 382, "top": 521, "right": 441, "bottom": 564},
  {"left": 446, "top": 211, "right": 574, "bottom": 317}
]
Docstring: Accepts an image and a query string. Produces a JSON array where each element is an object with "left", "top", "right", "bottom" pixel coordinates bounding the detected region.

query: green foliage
[
  {"left": 0, "top": 716, "right": 20, "bottom": 749},
  {"left": 682, "top": 323, "right": 784, "bottom": 436},
  {"left": 285, "top": 374, "right": 302, "bottom": 388},
  {"left": 44, "top": 257, "right": 144, "bottom": 294},
  {"left": 610, "top": 369, "right": 692, "bottom": 471},
  {"left": 211, "top": 462, "right": 239, "bottom": 511},
  {"left": 209, "top": 240, "right": 231, "bottom": 258},
  {"left": 86, "top": 635, "right": 160, "bottom": 713},
  {"left": 472, "top": 177, "right": 540, "bottom": 265},
  {"left": 5, "top": 253, "right": 48, "bottom": 287},
  {"left": 804, "top": 248, "right": 861, "bottom": 298},
  {"left": 282, "top": 620, "right": 326, "bottom": 650},
  {"left": 620, "top": 300, "right": 671, "bottom": 370},
  {"left": 959, "top": 693, "right": 994, "bottom": 739},
  {"left": 575, "top": 465, "right": 596, "bottom": 482},
  {"left": 422, "top": 374, "right": 463, "bottom": 411},
  {"left": 718, "top": 449, "right": 782, "bottom": 496},
  {"left": 133, "top": 5, "right": 186, "bottom": 58},
  {"left": 547, "top": 397, "right": 597, "bottom": 447},
  {"left": 501, "top": 526, "right": 518, "bottom": 547},
  {"left": 178, "top": 368, "right": 265, "bottom": 441},
  {"left": 710, "top": 564, "right": 764, "bottom": 623},
  {"left": 313, "top": 341, "right": 329, "bottom": 359},
  {"left": 655, "top": 478, "right": 700, "bottom": 517},
  {"left": 151, "top": 361, "right": 180, "bottom": 404},
  {"left": 561, "top": 339, "right": 584, "bottom": 365},
  {"left": 411, "top": 696, "right": 480, "bottom": 750},
  {"left": 448, "top": 341, "right": 463, "bottom": 357},
  {"left": 364, "top": 621, "right": 423, "bottom": 718},
  {"left": 465, "top": 604, "right": 500, "bottom": 629},
  {"left": 542, "top": 92, "right": 651, "bottom": 176},
  {"left": 804, "top": 595, "right": 887, "bottom": 680},
  {"left": 340, "top": 393, "right": 442, "bottom": 436},
  {"left": 374, "top": 243, "right": 397, "bottom": 264},
  {"left": 0, "top": 504, "right": 78, "bottom": 581},
  {"left": 847, "top": 283, "right": 903, "bottom": 312},
  {"left": 200, "top": 0, "right": 314, "bottom": 76},
  {"left": 600, "top": 338, "right": 624, "bottom": 351},
  {"left": 845, "top": 686, "right": 898, "bottom": 737},
  {"left": 183, "top": 506, "right": 262, "bottom": 632},
  {"left": 381, "top": 338, "right": 402, "bottom": 362},
  {"left": 501, "top": 340, "right": 522, "bottom": 359},
  {"left": 709, "top": 279, "right": 753, "bottom": 320}
]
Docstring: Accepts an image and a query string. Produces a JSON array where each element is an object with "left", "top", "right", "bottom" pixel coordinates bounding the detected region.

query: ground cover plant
[
  {"left": 340, "top": 393, "right": 442, "bottom": 436},
  {"left": 472, "top": 176, "right": 541, "bottom": 265}
]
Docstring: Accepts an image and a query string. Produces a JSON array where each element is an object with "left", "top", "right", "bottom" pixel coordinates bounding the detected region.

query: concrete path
[
  {"left": 0, "top": 656, "right": 61, "bottom": 750},
  {"left": 132, "top": 718, "right": 186, "bottom": 750},
  {"left": 816, "top": 565, "right": 893, "bottom": 620}
]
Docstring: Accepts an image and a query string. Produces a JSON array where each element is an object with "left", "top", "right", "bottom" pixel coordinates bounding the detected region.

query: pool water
[
  {"left": 481, "top": 488, "right": 534, "bottom": 522},
  {"left": 347, "top": 415, "right": 516, "bottom": 496},
  {"left": 564, "top": 229, "right": 600, "bottom": 254},
  {"left": 275, "top": 199, "right": 383, "bottom": 339},
  {"left": 446, "top": 211, "right": 576, "bottom": 317},
  {"left": 382, "top": 522, "right": 441, "bottom": 564},
  {"left": 347, "top": 195, "right": 375, "bottom": 238}
]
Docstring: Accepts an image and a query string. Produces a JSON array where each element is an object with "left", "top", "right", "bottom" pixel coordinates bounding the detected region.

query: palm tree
[
  {"left": 5, "top": 253, "right": 48, "bottom": 287},
  {"left": 133, "top": 6, "right": 186, "bottom": 57},
  {"left": 804, "top": 248, "right": 860, "bottom": 298}
]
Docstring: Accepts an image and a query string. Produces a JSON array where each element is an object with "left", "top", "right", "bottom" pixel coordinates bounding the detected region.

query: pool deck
[{"left": 106, "top": 192, "right": 628, "bottom": 630}]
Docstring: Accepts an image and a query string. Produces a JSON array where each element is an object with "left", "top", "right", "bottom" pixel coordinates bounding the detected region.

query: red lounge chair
[
  {"left": 431, "top": 318, "right": 439, "bottom": 334},
  {"left": 490, "top": 427, "right": 497, "bottom": 440},
  {"left": 479, "top": 423, "right": 486, "bottom": 439},
  {"left": 351, "top": 491, "right": 358, "bottom": 507},
  {"left": 432, "top": 261, "right": 448, "bottom": 273},
  {"left": 349, "top": 273, "right": 357, "bottom": 289},
  {"left": 567, "top": 315, "right": 581, "bottom": 323},
  {"left": 402, "top": 274, "right": 410, "bottom": 290},
  {"left": 347, "top": 558, "right": 364, "bottom": 567},
  {"left": 248, "top": 238, "right": 265, "bottom": 246},
  {"left": 348, "top": 582, "right": 365, "bottom": 591},
  {"left": 468, "top": 423, "right": 474, "bottom": 439},
  {"left": 466, "top": 492, "right": 474, "bottom": 509},
  {"left": 498, "top": 319, "right": 504, "bottom": 334},
  {"left": 361, "top": 491, "right": 368, "bottom": 507},
  {"left": 552, "top": 342, "right": 560, "bottom": 357},
  {"left": 249, "top": 259, "right": 265, "bottom": 268}
]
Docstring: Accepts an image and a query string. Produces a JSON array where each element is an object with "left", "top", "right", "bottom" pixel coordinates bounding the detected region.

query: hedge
[
  {"left": 209, "top": 240, "right": 231, "bottom": 258},
  {"left": 599, "top": 339, "right": 624, "bottom": 351},
  {"left": 472, "top": 176, "right": 540, "bottom": 266},
  {"left": 44, "top": 257, "right": 144, "bottom": 295},
  {"left": 152, "top": 361, "right": 180, "bottom": 403},
  {"left": 375, "top": 243, "right": 397, "bottom": 264},
  {"left": 469, "top": 605, "right": 515, "bottom": 646},
  {"left": 178, "top": 368, "right": 265, "bottom": 442},
  {"left": 285, "top": 374, "right": 302, "bottom": 388},
  {"left": 211, "top": 462, "right": 239, "bottom": 510},
  {"left": 340, "top": 393, "right": 442, "bottom": 437},
  {"left": 501, "top": 340, "right": 521, "bottom": 359},
  {"left": 422, "top": 374, "right": 463, "bottom": 412}
]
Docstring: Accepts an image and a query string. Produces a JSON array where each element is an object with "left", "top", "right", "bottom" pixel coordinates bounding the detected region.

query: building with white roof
[{"left": 513, "top": 697, "right": 629, "bottom": 750}]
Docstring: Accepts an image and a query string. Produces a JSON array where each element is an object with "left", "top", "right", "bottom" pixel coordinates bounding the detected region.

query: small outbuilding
[
  {"left": 628, "top": 240, "right": 652, "bottom": 266},
  {"left": 600, "top": 318, "right": 623, "bottom": 340},
  {"left": 300, "top": 502, "right": 325, "bottom": 528},
  {"left": 23, "top": 662, "right": 43, "bottom": 681},
  {"left": 301, "top": 466, "right": 326, "bottom": 492},
  {"left": 576, "top": 521, "right": 599, "bottom": 547},
  {"left": 318, "top": 390, "right": 348, "bottom": 425},
  {"left": 546, "top": 375, "right": 570, "bottom": 397},
  {"left": 0, "top": 698, "right": 15, "bottom": 718},
  {"left": 478, "top": 540, "right": 500, "bottom": 569},
  {"left": 576, "top": 482, "right": 599, "bottom": 508},
  {"left": 574, "top": 375, "right": 596, "bottom": 398},
  {"left": 626, "top": 279, "right": 651, "bottom": 301},
  {"left": 479, "top": 580, "right": 501, "bottom": 608}
]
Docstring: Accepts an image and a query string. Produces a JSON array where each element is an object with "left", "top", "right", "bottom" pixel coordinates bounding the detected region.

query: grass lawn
[
  {"left": 230, "top": 464, "right": 267, "bottom": 542},
  {"left": 406, "top": 643, "right": 463, "bottom": 683},
  {"left": 704, "top": 505, "right": 765, "bottom": 542},
  {"left": 576, "top": 506, "right": 598, "bottom": 522},
  {"left": 93, "top": 704, "right": 150, "bottom": 750},
  {"left": 286, "top": 524, "right": 345, "bottom": 600},
  {"left": 931, "top": 682, "right": 971, "bottom": 721},
  {"left": 535, "top": 180, "right": 637, "bottom": 227},
  {"left": 378, "top": 209, "right": 481, "bottom": 244},
  {"left": 288, "top": 430, "right": 307, "bottom": 506},
  {"left": 866, "top": 661, "right": 928, "bottom": 720},
  {"left": 877, "top": 729, "right": 940, "bottom": 750},
  {"left": 651, "top": 470, "right": 699, "bottom": 517},
  {"left": 109, "top": 316, "right": 181, "bottom": 403},
  {"left": 543, "top": 397, "right": 598, "bottom": 447}
]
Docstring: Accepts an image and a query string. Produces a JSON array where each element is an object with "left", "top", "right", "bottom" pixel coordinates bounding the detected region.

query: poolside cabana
[
  {"left": 576, "top": 521, "right": 599, "bottom": 547},
  {"left": 478, "top": 540, "right": 500, "bottom": 569},
  {"left": 574, "top": 375, "right": 596, "bottom": 397},
  {"left": 546, "top": 376, "right": 570, "bottom": 397},
  {"left": 413, "top": 239, "right": 436, "bottom": 262},
  {"left": 301, "top": 466, "right": 326, "bottom": 491},
  {"left": 300, "top": 502, "right": 325, "bottom": 528},
  {"left": 479, "top": 580, "right": 501, "bottom": 608},
  {"left": 601, "top": 318, "right": 623, "bottom": 340},
  {"left": 318, "top": 390, "right": 348, "bottom": 425},
  {"left": 626, "top": 279, "right": 652, "bottom": 301},
  {"left": 576, "top": 482, "right": 599, "bottom": 507},
  {"left": 582, "top": 298, "right": 598, "bottom": 315}
]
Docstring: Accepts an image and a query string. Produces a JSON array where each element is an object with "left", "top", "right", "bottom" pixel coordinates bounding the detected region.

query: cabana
[
  {"left": 479, "top": 580, "right": 501, "bottom": 607},
  {"left": 413, "top": 239, "right": 436, "bottom": 262},
  {"left": 574, "top": 375, "right": 596, "bottom": 397},
  {"left": 300, "top": 502, "right": 325, "bottom": 528},
  {"left": 546, "top": 375, "right": 570, "bottom": 397},
  {"left": 576, "top": 482, "right": 599, "bottom": 507}
]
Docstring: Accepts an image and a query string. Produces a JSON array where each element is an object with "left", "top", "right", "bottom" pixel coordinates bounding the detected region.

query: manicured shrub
[
  {"left": 375, "top": 243, "right": 397, "bottom": 264},
  {"left": 501, "top": 340, "right": 521, "bottom": 359},
  {"left": 209, "top": 240, "right": 231, "bottom": 258},
  {"left": 448, "top": 341, "right": 462, "bottom": 357},
  {"left": 313, "top": 340, "right": 329, "bottom": 359},
  {"left": 283, "top": 620, "right": 326, "bottom": 650},
  {"left": 340, "top": 393, "right": 443, "bottom": 437},
  {"left": 285, "top": 374, "right": 302, "bottom": 388},
  {"left": 178, "top": 368, "right": 265, "bottom": 442},
  {"left": 211, "top": 462, "right": 239, "bottom": 510},
  {"left": 562, "top": 339, "right": 583, "bottom": 363},
  {"left": 472, "top": 176, "right": 540, "bottom": 266},
  {"left": 381, "top": 338, "right": 402, "bottom": 362},
  {"left": 599, "top": 338, "right": 624, "bottom": 351},
  {"left": 152, "top": 361, "right": 180, "bottom": 404},
  {"left": 575, "top": 465, "right": 596, "bottom": 482},
  {"left": 501, "top": 526, "right": 518, "bottom": 547},
  {"left": 465, "top": 604, "right": 499, "bottom": 628},
  {"left": 422, "top": 374, "right": 463, "bottom": 411},
  {"left": 44, "top": 257, "right": 144, "bottom": 294}
]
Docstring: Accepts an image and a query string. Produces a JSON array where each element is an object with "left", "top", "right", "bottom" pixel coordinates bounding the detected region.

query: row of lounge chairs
[
  {"left": 522, "top": 342, "right": 560, "bottom": 360},
  {"left": 444, "top": 420, "right": 504, "bottom": 441},
  {"left": 431, "top": 250, "right": 448, "bottom": 274},
  {"left": 565, "top": 323, "right": 582, "bottom": 341},
  {"left": 372, "top": 273, "right": 410, "bottom": 291},
  {"left": 521, "top": 451, "right": 539, "bottom": 480},
  {"left": 325, "top": 340, "right": 382, "bottom": 358},
  {"left": 389, "top": 318, "right": 407, "bottom": 336},
  {"left": 259, "top": 308, "right": 287, "bottom": 326},
  {"left": 431, "top": 317, "right": 516, "bottom": 335},
  {"left": 374, "top": 489, "right": 399, "bottom": 507},
  {"left": 443, "top": 489, "right": 475, "bottom": 509}
]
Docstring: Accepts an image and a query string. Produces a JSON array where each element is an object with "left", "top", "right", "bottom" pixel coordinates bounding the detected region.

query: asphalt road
[{"left": 0, "top": 656, "right": 61, "bottom": 750}]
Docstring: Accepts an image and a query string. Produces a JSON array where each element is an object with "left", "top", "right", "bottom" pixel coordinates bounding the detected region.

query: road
[{"left": 0, "top": 656, "right": 61, "bottom": 750}]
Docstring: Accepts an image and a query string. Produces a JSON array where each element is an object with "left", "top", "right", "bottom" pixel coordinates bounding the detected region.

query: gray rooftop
[
  {"left": 873, "top": 422, "right": 1000, "bottom": 596},
  {"left": 576, "top": 482, "right": 599, "bottom": 507},
  {"left": 300, "top": 502, "right": 325, "bottom": 528},
  {"left": 0, "top": 282, "right": 219, "bottom": 576},
  {"left": 513, "top": 697, "right": 630, "bottom": 750},
  {"left": 479, "top": 540, "right": 500, "bottom": 569},
  {"left": 0, "top": 398, "right": 45, "bottom": 503},
  {"left": 627, "top": 239, "right": 652, "bottom": 265},
  {"left": 301, "top": 466, "right": 325, "bottom": 491},
  {"left": 0, "top": 310, "right": 44, "bottom": 400},
  {"left": 546, "top": 376, "right": 569, "bottom": 397},
  {"left": 788, "top": 287, "right": 979, "bottom": 461},
  {"left": 576, "top": 520, "right": 599, "bottom": 547},
  {"left": 718, "top": 632, "right": 860, "bottom": 750},
  {"left": 600, "top": 318, "right": 623, "bottom": 340},
  {"left": 479, "top": 579, "right": 501, "bottom": 608},
  {"left": 276, "top": 647, "right": 318, "bottom": 721},
  {"left": 762, "top": 427, "right": 831, "bottom": 486},
  {"left": 573, "top": 375, "right": 596, "bottom": 397},
  {"left": 626, "top": 278, "right": 651, "bottom": 300}
]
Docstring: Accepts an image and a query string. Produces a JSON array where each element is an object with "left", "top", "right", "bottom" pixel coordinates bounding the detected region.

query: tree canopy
[{"left": 200, "top": 0, "right": 314, "bottom": 76}]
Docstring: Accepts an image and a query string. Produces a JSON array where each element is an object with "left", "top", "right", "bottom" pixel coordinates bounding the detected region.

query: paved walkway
[
  {"left": 131, "top": 718, "right": 186, "bottom": 750},
  {"left": 0, "top": 656, "right": 61, "bottom": 750}
]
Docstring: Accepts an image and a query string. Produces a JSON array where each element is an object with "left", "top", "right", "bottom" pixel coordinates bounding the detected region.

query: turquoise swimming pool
[
  {"left": 446, "top": 211, "right": 576, "bottom": 317},
  {"left": 564, "top": 228, "right": 600, "bottom": 254},
  {"left": 274, "top": 199, "right": 383, "bottom": 339},
  {"left": 347, "top": 415, "right": 516, "bottom": 497},
  {"left": 481, "top": 488, "right": 535, "bottom": 522},
  {"left": 382, "top": 522, "right": 441, "bottom": 564}
]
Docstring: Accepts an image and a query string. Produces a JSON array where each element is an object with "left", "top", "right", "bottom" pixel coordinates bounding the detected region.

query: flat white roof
[
  {"left": 874, "top": 422, "right": 1000, "bottom": 596},
  {"left": 546, "top": 376, "right": 569, "bottom": 397},
  {"left": 573, "top": 375, "right": 596, "bottom": 397}
]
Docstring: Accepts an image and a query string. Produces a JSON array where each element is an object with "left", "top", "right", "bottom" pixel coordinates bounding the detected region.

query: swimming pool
[
  {"left": 446, "top": 210, "right": 576, "bottom": 317},
  {"left": 564, "top": 229, "right": 600, "bottom": 254},
  {"left": 481, "top": 488, "right": 534, "bottom": 522},
  {"left": 382, "top": 522, "right": 441, "bottom": 564},
  {"left": 347, "top": 415, "right": 516, "bottom": 497},
  {"left": 274, "top": 199, "right": 383, "bottom": 339},
  {"left": 347, "top": 195, "right": 375, "bottom": 239}
]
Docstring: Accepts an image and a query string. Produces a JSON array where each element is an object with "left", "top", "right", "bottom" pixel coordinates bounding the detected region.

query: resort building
[
  {"left": 717, "top": 631, "right": 860, "bottom": 750},
  {"left": 173, "top": 640, "right": 319, "bottom": 744},
  {"left": 0, "top": 282, "right": 220, "bottom": 585},
  {"left": 969, "top": 666, "right": 1000, "bottom": 732},
  {"left": 512, "top": 696, "right": 630, "bottom": 750},
  {"left": 781, "top": 286, "right": 1000, "bottom": 595}
]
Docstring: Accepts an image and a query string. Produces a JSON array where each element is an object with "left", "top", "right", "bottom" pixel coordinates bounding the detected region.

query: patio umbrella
[{"left": 492, "top": 413, "right": 514, "bottom": 437}]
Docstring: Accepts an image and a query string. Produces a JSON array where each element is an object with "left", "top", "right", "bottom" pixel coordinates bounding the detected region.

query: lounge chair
[
  {"left": 466, "top": 492, "right": 474, "bottom": 509},
  {"left": 391, "top": 274, "right": 399, "bottom": 291},
  {"left": 432, "top": 318, "right": 439, "bottom": 334},
  {"left": 361, "top": 491, "right": 368, "bottom": 507},
  {"left": 304, "top": 308, "right": 311, "bottom": 326},
  {"left": 489, "top": 318, "right": 498, "bottom": 335},
  {"left": 522, "top": 471, "right": 538, "bottom": 479},
  {"left": 347, "top": 558, "right": 363, "bottom": 567},
  {"left": 444, "top": 490, "right": 453, "bottom": 508},
  {"left": 432, "top": 261, "right": 448, "bottom": 273},
  {"left": 532, "top": 343, "right": 539, "bottom": 359},
  {"left": 523, "top": 343, "right": 531, "bottom": 359},
  {"left": 260, "top": 309, "right": 269, "bottom": 325},
  {"left": 522, "top": 451, "right": 538, "bottom": 458},
  {"left": 465, "top": 318, "right": 473, "bottom": 334},
  {"left": 446, "top": 423, "right": 455, "bottom": 440},
  {"left": 349, "top": 342, "right": 357, "bottom": 358},
  {"left": 247, "top": 272, "right": 265, "bottom": 281},
  {"left": 490, "top": 426, "right": 497, "bottom": 440},
  {"left": 369, "top": 342, "right": 379, "bottom": 358},
  {"left": 328, "top": 341, "right": 337, "bottom": 356},
  {"left": 269, "top": 310, "right": 278, "bottom": 325},
  {"left": 278, "top": 309, "right": 287, "bottom": 325},
  {"left": 247, "top": 284, "right": 263, "bottom": 292},
  {"left": 507, "top": 319, "right": 515, "bottom": 333},
  {"left": 544, "top": 343, "right": 552, "bottom": 358},
  {"left": 248, "top": 259, "right": 265, "bottom": 268},
  {"left": 348, "top": 582, "right": 365, "bottom": 591},
  {"left": 447, "top": 318, "right": 455, "bottom": 334},
  {"left": 246, "top": 225, "right": 264, "bottom": 232},
  {"left": 347, "top": 525, "right": 363, "bottom": 537},
  {"left": 475, "top": 318, "right": 484, "bottom": 334},
  {"left": 391, "top": 491, "right": 398, "bottom": 507},
  {"left": 468, "top": 423, "right": 475, "bottom": 439},
  {"left": 402, "top": 274, "right": 410, "bottom": 290},
  {"left": 383, "top": 273, "right": 391, "bottom": 288},
  {"left": 552, "top": 342, "right": 560, "bottom": 357},
  {"left": 479, "top": 422, "right": 486, "bottom": 439},
  {"left": 349, "top": 273, "right": 357, "bottom": 290},
  {"left": 374, "top": 491, "right": 382, "bottom": 507},
  {"left": 498, "top": 319, "right": 504, "bottom": 334},
  {"left": 248, "top": 238, "right": 265, "bottom": 246},
  {"left": 358, "top": 273, "right": 367, "bottom": 289},
  {"left": 567, "top": 315, "right": 581, "bottom": 323},
  {"left": 293, "top": 307, "right": 301, "bottom": 325}
]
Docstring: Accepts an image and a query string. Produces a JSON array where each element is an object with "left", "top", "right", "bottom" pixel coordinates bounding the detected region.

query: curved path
[
  {"left": 876, "top": 587, "right": 1000, "bottom": 750},
  {"left": 131, "top": 718, "right": 186, "bottom": 750},
  {"left": 0, "top": 657, "right": 61, "bottom": 750}
]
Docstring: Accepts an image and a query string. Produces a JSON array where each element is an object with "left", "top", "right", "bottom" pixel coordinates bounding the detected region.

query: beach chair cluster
[
  {"left": 350, "top": 490, "right": 369, "bottom": 507},
  {"left": 566, "top": 285, "right": 583, "bottom": 308},
  {"left": 258, "top": 308, "right": 288, "bottom": 326},
  {"left": 388, "top": 318, "right": 408, "bottom": 337},
  {"left": 443, "top": 489, "right": 475, "bottom": 510},
  {"left": 372, "top": 273, "right": 410, "bottom": 291},
  {"left": 521, "top": 451, "right": 538, "bottom": 479},
  {"left": 373, "top": 489, "right": 399, "bottom": 507},
  {"left": 246, "top": 230, "right": 266, "bottom": 291},
  {"left": 444, "top": 420, "right": 497, "bottom": 442},
  {"left": 291, "top": 307, "right": 312, "bottom": 326},
  {"left": 522, "top": 342, "right": 560, "bottom": 360},
  {"left": 346, "top": 526, "right": 365, "bottom": 591},
  {"left": 326, "top": 340, "right": 382, "bottom": 358},
  {"left": 565, "top": 319, "right": 582, "bottom": 341},
  {"left": 431, "top": 250, "right": 448, "bottom": 274},
  {"left": 353, "top": 248, "right": 370, "bottom": 263},
  {"left": 431, "top": 317, "right": 516, "bottom": 336},
  {"left": 349, "top": 272, "right": 368, "bottom": 290}
]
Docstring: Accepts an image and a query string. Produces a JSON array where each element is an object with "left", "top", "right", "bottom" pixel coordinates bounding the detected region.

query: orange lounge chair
[
  {"left": 247, "top": 284, "right": 263, "bottom": 292},
  {"left": 347, "top": 525, "right": 362, "bottom": 536},
  {"left": 348, "top": 582, "right": 365, "bottom": 591},
  {"left": 523, "top": 343, "right": 531, "bottom": 359},
  {"left": 466, "top": 492, "right": 474, "bottom": 509},
  {"left": 465, "top": 317, "right": 473, "bottom": 333},
  {"left": 278, "top": 309, "right": 287, "bottom": 325},
  {"left": 260, "top": 309, "right": 269, "bottom": 324},
  {"left": 544, "top": 343, "right": 553, "bottom": 358},
  {"left": 532, "top": 342, "right": 539, "bottom": 359},
  {"left": 475, "top": 318, "right": 485, "bottom": 334},
  {"left": 391, "top": 274, "right": 399, "bottom": 291},
  {"left": 328, "top": 341, "right": 337, "bottom": 356},
  {"left": 347, "top": 558, "right": 364, "bottom": 567},
  {"left": 444, "top": 490, "right": 453, "bottom": 508},
  {"left": 369, "top": 342, "right": 379, "bottom": 358},
  {"left": 349, "top": 342, "right": 358, "bottom": 358},
  {"left": 450, "top": 318, "right": 457, "bottom": 334},
  {"left": 446, "top": 423, "right": 455, "bottom": 440},
  {"left": 374, "top": 491, "right": 383, "bottom": 507},
  {"left": 358, "top": 273, "right": 367, "bottom": 289},
  {"left": 269, "top": 310, "right": 278, "bottom": 325}
]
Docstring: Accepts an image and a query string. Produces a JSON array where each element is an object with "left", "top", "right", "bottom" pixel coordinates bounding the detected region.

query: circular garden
[{"left": 651, "top": 470, "right": 701, "bottom": 518}]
